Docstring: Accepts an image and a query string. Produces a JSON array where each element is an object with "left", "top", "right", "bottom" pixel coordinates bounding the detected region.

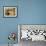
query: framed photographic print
[{"left": 3, "top": 6, "right": 17, "bottom": 18}]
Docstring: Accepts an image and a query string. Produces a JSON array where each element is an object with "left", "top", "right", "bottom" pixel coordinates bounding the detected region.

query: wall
[
  {"left": 0, "top": 0, "right": 18, "bottom": 44},
  {"left": 0, "top": 0, "right": 46, "bottom": 45},
  {"left": 18, "top": 0, "right": 46, "bottom": 24}
]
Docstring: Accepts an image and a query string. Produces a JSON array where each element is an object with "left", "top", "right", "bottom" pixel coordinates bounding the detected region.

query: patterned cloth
[{"left": 21, "top": 29, "right": 46, "bottom": 41}]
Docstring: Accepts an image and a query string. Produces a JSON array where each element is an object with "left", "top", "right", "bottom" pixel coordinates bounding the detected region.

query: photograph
[{"left": 3, "top": 6, "right": 17, "bottom": 17}]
